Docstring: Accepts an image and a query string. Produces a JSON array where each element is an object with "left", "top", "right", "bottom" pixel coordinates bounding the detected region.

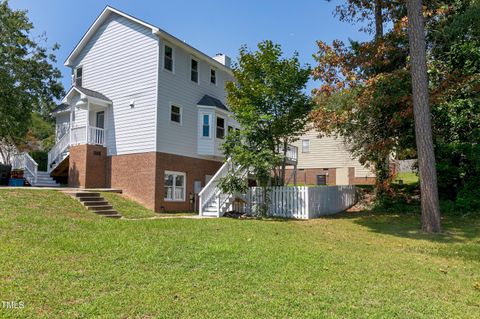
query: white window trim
[
  {"left": 191, "top": 57, "right": 199, "bottom": 84},
  {"left": 74, "top": 65, "right": 83, "bottom": 86},
  {"left": 210, "top": 67, "right": 217, "bottom": 86},
  {"left": 302, "top": 139, "right": 310, "bottom": 153},
  {"left": 164, "top": 171, "right": 186, "bottom": 202},
  {"left": 216, "top": 115, "right": 225, "bottom": 140},
  {"left": 163, "top": 43, "right": 175, "bottom": 73},
  {"left": 201, "top": 113, "right": 212, "bottom": 139},
  {"left": 170, "top": 103, "right": 182, "bottom": 125}
]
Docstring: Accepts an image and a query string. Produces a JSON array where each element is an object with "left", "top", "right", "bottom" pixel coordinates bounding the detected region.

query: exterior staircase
[
  {"left": 67, "top": 191, "right": 122, "bottom": 219},
  {"left": 35, "top": 171, "right": 61, "bottom": 187},
  {"left": 198, "top": 159, "right": 248, "bottom": 217}
]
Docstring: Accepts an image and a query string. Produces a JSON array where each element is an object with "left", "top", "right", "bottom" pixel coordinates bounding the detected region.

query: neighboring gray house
[{"left": 48, "top": 6, "right": 240, "bottom": 211}]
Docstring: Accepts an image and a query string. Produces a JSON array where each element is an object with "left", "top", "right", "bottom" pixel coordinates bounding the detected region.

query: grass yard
[
  {"left": 0, "top": 189, "right": 479, "bottom": 318},
  {"left": 394, "top": 172, "right": 420, "bottom": 185}
]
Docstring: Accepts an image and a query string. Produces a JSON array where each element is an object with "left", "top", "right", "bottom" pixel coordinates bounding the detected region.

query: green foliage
[
  {"left": 0, "top": 1, "right": 63, "bottom": 151},
  {"left": 29, "top": 150, "right": 47, "bottom": 171},
  {"left": 222, "top": 41, "right": 312, "bottom": 194}
]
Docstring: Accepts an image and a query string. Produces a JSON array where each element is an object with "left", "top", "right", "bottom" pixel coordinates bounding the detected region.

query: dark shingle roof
[
  {"left": 197, "top": 95, "right": 229, "bottom": 112},
  {"left": 51, "top": 103, "right": 70, "bottom": 114},
  {"left": 74, "top": 85, "right": 112, "bottom": 102}
]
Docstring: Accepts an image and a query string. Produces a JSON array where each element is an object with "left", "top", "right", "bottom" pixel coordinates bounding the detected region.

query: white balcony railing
[
  {"left": 279, "top": 144, "right": 298, "bottom": 164},
  {"left": 47, "top": 125, "right": 105, "bottom": 172}
]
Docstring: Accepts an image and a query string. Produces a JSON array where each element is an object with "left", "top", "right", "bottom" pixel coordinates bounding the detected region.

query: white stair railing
[
  {"left": 199, "top": 158, "right": 249, "bottom": 217},
  {"left": 11, "top": 153, "right": 38, "bottom": 185},
  {"left": 199, "top": 158, "right": 231, "bottom": 216},
  {"left": 47, "top": 131, "right": 70, "bottom": 173}
]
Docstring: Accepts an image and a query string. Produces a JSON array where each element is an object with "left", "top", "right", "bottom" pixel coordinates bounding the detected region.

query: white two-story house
[{"left": 48, "top": 6, "right": 241, "bottom": 212}]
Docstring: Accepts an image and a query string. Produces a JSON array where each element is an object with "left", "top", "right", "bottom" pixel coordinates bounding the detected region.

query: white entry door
[{"left": 336, "top": 167, "right": 349, "bottom": 185}]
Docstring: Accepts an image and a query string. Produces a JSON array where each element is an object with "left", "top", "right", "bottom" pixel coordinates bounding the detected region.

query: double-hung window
[
  {"left": 191, "top": 59, "right": 199, "bottom": 83},
  {"left": 164, "top": 45, "right": 174, "bottom": 72},
  {"left": 216, "top": 117, "right": 225, "bottom": 139},
  {"left": 74, "top": 67, "right": 82, "bottom": 86},
  {"left": 171, "top": 105, "right": 181, "bottom": 123},
  {"left": 202, "top": 114, "right": 210, "bottom": 137},
  {"left": 210, "top": 68, "right": 216, "bottom": 85},
  {"left": 164, "top": 171, "right": 186, "bottom": 201},
  {"left": 302, "top": 139, "right": 310, "bottom": 153}
]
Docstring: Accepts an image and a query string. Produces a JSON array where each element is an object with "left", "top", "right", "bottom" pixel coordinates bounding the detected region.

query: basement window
[{"left": 164, "top": 171, "right": 185, "bottom": 201}]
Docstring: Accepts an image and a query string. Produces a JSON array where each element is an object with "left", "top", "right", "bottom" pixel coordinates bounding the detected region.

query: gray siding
[
  {"left": 72, "top": 13, "right": 158, "bottom": 155},
  {"left": 156, "top": 39, "right": 235, "bottom": 161}
]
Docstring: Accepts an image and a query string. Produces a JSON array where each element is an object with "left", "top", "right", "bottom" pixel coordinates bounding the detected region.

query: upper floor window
[
  {"left": 164, "top": 45, "right": 174, "bottom": 72},
  {"left": 171, "top": 105, "right": 181, "bottom": 123},
  {"left": 210, "top": 68, "right": 216, "bottom": 85},
  {"left": 191, "top": 59, "right": 199, "bottom": 83},
  {"left": 302, "top": 139, "right": 310, "bottom": 153},
  {"left": 216, "top": 117, "right": 225, "bottom": 139},
  {"left": 74, "top": 67, "right": 82, "bottom": 86},
  {"left": 202, "top": 114, "right": 210, "bottom": 137}
]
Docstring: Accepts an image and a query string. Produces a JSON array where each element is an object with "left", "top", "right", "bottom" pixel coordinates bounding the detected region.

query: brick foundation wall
[
  {"left": 154, "top": 152, "right": 222, "bottom": 212},
  {"left": 68, "top": 145, "right": 107, "bottom": 188},
  {"left": 106, "top": 152, "right": 158, "bottom": 211},
  {"left": 285, "top": 168, "right": 336, "bottom": 185},
  {"left": 285, "top": 167, "right": 376, "bottom": 185},
  {"left": 104, "top": 152, "right": 222, "bottom": 212}
]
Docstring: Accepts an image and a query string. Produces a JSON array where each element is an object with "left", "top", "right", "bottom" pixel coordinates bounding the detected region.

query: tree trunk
[
  {"left": 406, "top": 0, "right": 442, "bottom": 233},
  {"left": 374, "top": 0, "right": 384, "bottom": 39},
  {"left": 280, "top": 140, "right": 288, "bottom": 186}
]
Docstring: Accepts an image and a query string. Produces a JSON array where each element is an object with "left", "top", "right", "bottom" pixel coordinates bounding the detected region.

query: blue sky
[{"left": 10, "top": 0, "right": 370, "bottom": 94}]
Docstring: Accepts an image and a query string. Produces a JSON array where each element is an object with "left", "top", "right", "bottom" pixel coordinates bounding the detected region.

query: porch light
[{"left": 129, "top": 99, "right": 135, "bottom": 108}]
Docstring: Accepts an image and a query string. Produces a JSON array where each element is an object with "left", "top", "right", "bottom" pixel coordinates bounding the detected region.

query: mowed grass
[{"left": 0, "top": 189, "right": 479, "bottom": 318}]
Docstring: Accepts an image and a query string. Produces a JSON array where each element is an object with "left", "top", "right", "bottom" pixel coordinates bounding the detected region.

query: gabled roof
[
  {"left": 65, "top": 6, "right": 232, "bottom": 74},
  {"left": 51, "top": 103, "right": 70, "bottom": 114},
  {"left": 61, "top": 85, "right": 112, "bottom": 105},
  {"left": 197, "top": 95, "right": 229, "bottom": 112}
]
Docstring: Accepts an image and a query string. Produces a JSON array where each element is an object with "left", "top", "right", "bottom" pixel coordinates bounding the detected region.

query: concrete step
[
  {"left": 74, "top": 192, "right": 100, "bottom": 198},
  {"left": 34, "top": 183, "right": 61, "bottom": 187},
  {"left": 82, "top": 200, "right": 109, "bottom": 206},
  {"left": 93, "top": 210, "right": 121, "bottom": 217},
  {"left": 78, "top": 196, "right": 105, "bottom": 202},
  {"left": 87, "top": 205, "right": 113, "bottom": 211}
]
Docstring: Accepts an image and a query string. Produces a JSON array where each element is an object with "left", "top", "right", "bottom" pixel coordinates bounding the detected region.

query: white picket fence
[{"left": 244, "top": 186, "right": 357, "bottom": 219}]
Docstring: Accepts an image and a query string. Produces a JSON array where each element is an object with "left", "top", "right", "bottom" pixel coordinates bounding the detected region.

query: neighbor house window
[
  {"left": 302, "top": 139, "right": 310, "bottom": 153},
  {"left": 316, "top": 174, "right": 327, "bottom": 185},
  {"left": 164, "top": 45, "right": 174, "bottom": 71},
  {"left": 216, "top": 117, "right": 225, "bottom": 139},
  {"left": 202, "top": 114, "right": 210, "bottom": 137},
  {"left": 75, "top": 67, "right": 82, "bottom": 86},
  {"left": 210, "top": 68, "right": 216, "bottom": 85},
  {"left": 191, "top": 59, "right": 199, "bottom": 83},
  {"left": 171, "top": 105, "right": 181, "bottom": 123},
  {"left": 164, "top": 171, "right": 185, "bottom": 201}
]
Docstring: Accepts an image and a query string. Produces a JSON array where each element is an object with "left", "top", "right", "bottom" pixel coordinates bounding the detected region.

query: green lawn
[
  {"left": 0, "top": 189, "right": 479, "bottom": 318},
  {"left": 394, "top": 172, "right": 420, "bottom": 185}
]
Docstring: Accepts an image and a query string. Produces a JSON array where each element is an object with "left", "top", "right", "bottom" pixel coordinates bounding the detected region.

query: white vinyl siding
[
  {"left": 157, "top": 39, "right": 235, "bottom": 160},
  {"left": 293, "top": 130, "right": 375, "bottom": 178},
  {"left": 72, "top": 13, "right": 158, "bottom": 155}
]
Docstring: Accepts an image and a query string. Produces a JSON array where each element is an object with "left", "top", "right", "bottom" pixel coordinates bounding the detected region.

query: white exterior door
[{"left": 336, "top": 167, "right": 349, "bottom": 185}]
